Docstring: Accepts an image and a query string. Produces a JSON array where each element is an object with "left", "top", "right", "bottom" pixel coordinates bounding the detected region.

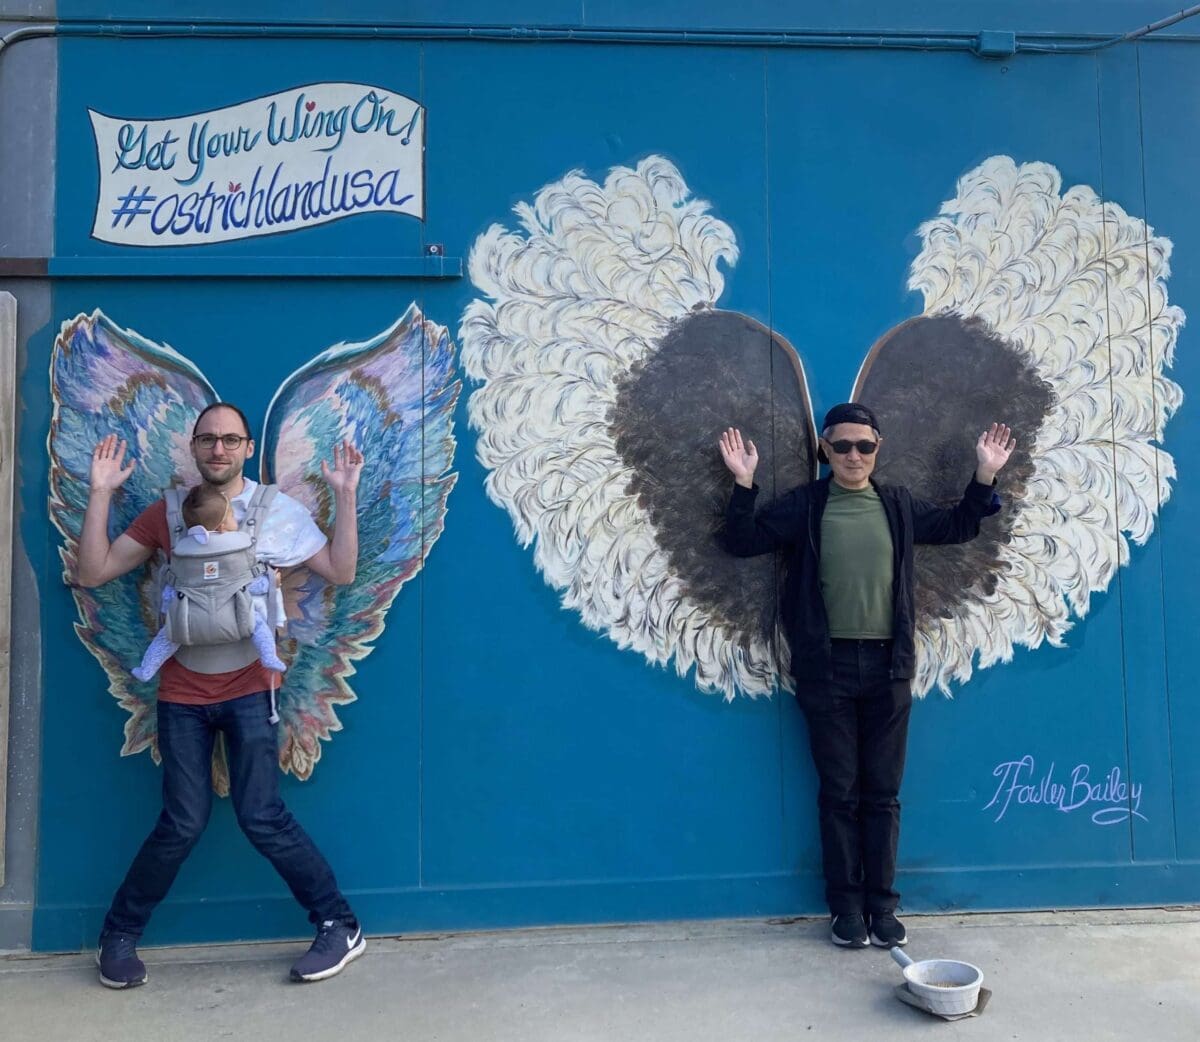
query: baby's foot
[
  {"left": 131, "top": 665, "right": 155, "bottom": 683},
  {"left": 261, "top": 652, "right": 287, "bottom": 673}
]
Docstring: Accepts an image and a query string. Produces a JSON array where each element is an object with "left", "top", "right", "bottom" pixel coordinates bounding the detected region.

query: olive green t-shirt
[{"left": 819, "top": 482, "right": 894, "bottom": 639}]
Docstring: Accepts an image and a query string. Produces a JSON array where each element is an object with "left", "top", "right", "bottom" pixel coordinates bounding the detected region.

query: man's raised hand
[
  {"left": 89, "top": 434, "right": 136, "bottom": 492},
  {"left": 320, "top": 439, "right": 365, "bottom": 495},
  {"left": 719, "top": 427, "right": 759, "bottom": 489},
  {"left": 975, "top": 423, "right": 1016, "bottom": 485}
]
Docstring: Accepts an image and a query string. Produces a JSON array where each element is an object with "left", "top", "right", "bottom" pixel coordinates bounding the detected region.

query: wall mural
[
  {"left": 48, "top": 304, "right": 459, "bottom": 792},
  {"left": 460, "top": 155, "right": 1184, "bottom": 699}
]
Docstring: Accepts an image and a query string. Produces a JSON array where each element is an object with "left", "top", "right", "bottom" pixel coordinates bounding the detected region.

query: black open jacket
[{"left": 723, "top": 475, "right": 1001, "bottom": 682}]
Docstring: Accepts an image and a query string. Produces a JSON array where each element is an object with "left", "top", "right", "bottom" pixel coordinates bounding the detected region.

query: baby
[{"left": 132, "top": 484, "right": 287, "bottom": 682}]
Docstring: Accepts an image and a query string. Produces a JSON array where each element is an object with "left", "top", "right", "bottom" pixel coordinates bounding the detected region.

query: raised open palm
[
  {"left": 89, "top": 434, "right": 137, "bottom": 491},
  {"left": 976, "top": 423, "right": 1016, "bottom": 480},
  {"left": 718, "top": 427, "right": 758, "bottom": 487}
]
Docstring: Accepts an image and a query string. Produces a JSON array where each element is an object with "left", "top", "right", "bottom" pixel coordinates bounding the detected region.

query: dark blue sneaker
[
  {"left": 96, "top": 932, "right": 147, "bottom": 989},
  {"left": 869, "top": 911, "right": 908, "bottom": 947},
  {"left": 289, "top": 920, "right": 366, "bottom": 982},
  {"left": 830, "top": 912, "right": 870, "bottom": 948}
]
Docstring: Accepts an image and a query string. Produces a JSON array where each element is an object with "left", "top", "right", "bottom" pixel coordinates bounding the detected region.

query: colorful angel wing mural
[
  {"left": 261, "top": 304, "right": 459, "bottom": 779},
  {"left": 48, "top": 303, "right": 459, "bottom": 788},
  {"left": 459, "top": 155, "right": 1184, "bottom": 700},
  {"left": 49, "top": 311, "right": 216, "bottom": 759}
]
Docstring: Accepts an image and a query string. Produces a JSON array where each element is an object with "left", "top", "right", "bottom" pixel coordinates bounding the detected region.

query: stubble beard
[{"left": 196, "top": 459, "right": 242, "bottom": 490}]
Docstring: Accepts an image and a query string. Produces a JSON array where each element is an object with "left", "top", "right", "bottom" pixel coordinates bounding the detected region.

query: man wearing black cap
[{"left": 718, "top": 404, "right": 1015, "bottom": 949}]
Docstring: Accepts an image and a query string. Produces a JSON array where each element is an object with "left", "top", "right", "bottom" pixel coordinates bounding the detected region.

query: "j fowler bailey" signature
[{"left": 983, "top": 755, "right": 1146, "bottom": 826}]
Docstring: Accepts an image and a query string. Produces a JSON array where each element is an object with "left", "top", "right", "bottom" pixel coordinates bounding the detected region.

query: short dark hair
[
  {"left": 193, "top": 402, "right": 253, "bottom": 439},
  {"left": 181, "top": 484, "right": 231, "bottom": 530}
]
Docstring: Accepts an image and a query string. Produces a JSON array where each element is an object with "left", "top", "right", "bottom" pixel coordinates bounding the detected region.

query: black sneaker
[
  {"left": 830, "top": 912, "right": 869, "bottom": 948},
  {"left": 289, "top": 920, "right": 367, "bottom": 982},
  {"left": 96, "top": 932, "right": 147, "bottom": 989},
  {"left": 869, "top": 911, "right": 908, "bottom": 947}
]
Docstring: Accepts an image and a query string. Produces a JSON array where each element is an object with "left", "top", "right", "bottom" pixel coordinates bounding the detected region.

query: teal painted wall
[{"left": 21, "top": 3, "right": 1200, "bottom": 949}]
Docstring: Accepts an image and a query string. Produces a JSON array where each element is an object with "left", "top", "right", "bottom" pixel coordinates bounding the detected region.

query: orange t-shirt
[{"left": 126, "top": 500, "right": 280, "bottom": 705}]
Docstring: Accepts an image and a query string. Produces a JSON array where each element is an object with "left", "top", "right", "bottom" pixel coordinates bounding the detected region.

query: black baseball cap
[{"left": 821, "top": 402, "right": 880, "bottom": 435}]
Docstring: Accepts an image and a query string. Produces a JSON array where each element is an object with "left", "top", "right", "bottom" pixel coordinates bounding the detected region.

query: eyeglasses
[
  {"left": 826, "top": 439, "right": 879, "bottom": 455},
  {"left": 192, "top": 433, "right": 250, "bottom": 451}
]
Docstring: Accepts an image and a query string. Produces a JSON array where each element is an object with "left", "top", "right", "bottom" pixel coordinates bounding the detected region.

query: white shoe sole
[
  {"left": 830, "top": 926, "right": 869, "bottom": 948},
  {"left": 291, "top": 936, "right": 367, "bottom": 982},
  {"left": 870, "top": 931, "right": 908, "bottom": 947}
]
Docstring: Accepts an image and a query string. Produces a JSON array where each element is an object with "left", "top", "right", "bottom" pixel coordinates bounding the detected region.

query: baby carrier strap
[
  {"left": 163, "top": 486, "right": 189, "bottom": 551},
  {"left": 242, "top": 483, "right": 278, "bottom": 547},
  {"left": 243, "top": 484, "right": 281, "bottom": 632}
]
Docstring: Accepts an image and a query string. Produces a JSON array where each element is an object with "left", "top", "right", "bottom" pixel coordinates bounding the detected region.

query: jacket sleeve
[
  {"left": 910, "top": 477, "right": 1002, "bottom": 545},
  {"left": 721, "top": 482, "right": 805, "bottom": 557}
]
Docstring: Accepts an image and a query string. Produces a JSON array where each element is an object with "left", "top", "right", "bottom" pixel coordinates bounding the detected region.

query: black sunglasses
[{"left": 826, "top": 439, "right": 879, "bottom": 455}]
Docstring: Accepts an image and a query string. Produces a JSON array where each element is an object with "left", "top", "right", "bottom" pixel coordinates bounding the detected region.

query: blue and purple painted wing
[
  {"left": 48, "top": 310, "right": 216, "bottom": 762},
  {"left": 261, "top": 302, "right": 459, "bottom": 780}
]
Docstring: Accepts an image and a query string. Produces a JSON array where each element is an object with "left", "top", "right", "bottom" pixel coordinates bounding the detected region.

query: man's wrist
[
  {"left": 88, "top": 486, "right": 115, "bottom": 501},
  {"left": 975, "top": 467, "right": 997, "bottom": 486},
  {"left": 735, "top": 476, "right": 754, "bottom": 490}
]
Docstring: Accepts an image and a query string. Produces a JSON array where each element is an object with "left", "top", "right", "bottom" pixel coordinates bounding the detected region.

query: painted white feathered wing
[
  {"left": 460, "top": 157, "right": 785, "bottom": 698},
  {"left": 907, "top": 156, "right": 1184, "bottom": 695}
]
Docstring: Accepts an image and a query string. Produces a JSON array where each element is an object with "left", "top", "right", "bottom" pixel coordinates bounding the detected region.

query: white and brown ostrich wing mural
[
  {"left": 461, "top": 158, "right": 814, "bottom": 698},
  {"left": 865, "top": 157, "right": 1183, "bottom": 693},
  {"left": 48, "top": 304, "right": 460, "bottom": 791},
  {"left": 460, "top": 155, "right": 1183, "bottom": 699}
]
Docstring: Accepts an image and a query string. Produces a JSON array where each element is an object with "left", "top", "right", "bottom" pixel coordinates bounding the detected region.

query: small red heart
[
  {"left": 305, "top": 100, "right": 316, "bottom": 112},
  {"left": 228, "top": 182, "right": 241, "bottom": 193}
]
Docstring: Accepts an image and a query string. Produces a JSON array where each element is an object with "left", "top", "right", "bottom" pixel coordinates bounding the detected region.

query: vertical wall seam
[
  {"left": 417, "top": 40, "right": 427, "bottom": 890},
  {"left": 1134, "top": 42, "right": 1179, "bottom": 861},
  {"left": 761, "top": 48, "right": 790, "bottom": 874},
  {"left": 1094, "top": 52, "right": 1138, "bottom": 862},
  {"left": 0, "top": 292, "right": 16, "bottom": 888}
]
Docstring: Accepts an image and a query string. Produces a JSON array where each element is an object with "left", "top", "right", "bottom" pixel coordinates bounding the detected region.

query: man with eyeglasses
[
  {"left": 78, "top": 403, "right": 366, "bottom": 988},
  {"left": 719, "top": 403, "right": 1015, "bottom": 950}
]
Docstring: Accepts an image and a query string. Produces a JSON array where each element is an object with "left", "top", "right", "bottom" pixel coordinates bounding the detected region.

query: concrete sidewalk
[{"left": 2, "top": 908, "right": 1197, "bottom": 1041}]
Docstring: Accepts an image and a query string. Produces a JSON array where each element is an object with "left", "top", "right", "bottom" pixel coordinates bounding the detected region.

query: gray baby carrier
[{"left": 160, "top": 484, "right": 280, "bottom": 674}]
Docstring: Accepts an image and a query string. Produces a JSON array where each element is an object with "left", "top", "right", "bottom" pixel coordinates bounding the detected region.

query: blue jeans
[{"left": 102, "top": 691, "right": 355, "bottom": 939}]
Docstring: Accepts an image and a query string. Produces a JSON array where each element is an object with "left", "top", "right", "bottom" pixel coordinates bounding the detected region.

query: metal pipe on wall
[{"left": 1, "top": 7, "right": 1200, "bottom": 69}]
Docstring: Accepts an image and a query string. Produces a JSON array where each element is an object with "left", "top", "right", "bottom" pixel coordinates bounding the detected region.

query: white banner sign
[{"left": 90, "top": 82, "right": 424, "bottom": 246}]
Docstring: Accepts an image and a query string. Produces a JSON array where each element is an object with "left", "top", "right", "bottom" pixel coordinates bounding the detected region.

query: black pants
[{"left": 796, "top": 639, "right": 913, "bottom": 916}]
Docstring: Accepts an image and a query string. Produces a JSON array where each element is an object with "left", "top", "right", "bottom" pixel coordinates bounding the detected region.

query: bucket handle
[{"left": 890, "top": 947, "right": 914, "bottom": 968}]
